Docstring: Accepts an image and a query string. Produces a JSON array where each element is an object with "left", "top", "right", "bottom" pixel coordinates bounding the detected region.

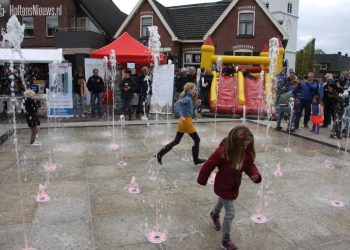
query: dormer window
[
  {"left": 237, "top": 11, "right": 255, "bottom": 37},
  {"left": 287, "top": 2, "right": 293, "bottom": 14},
  {"left": 140, "top": 15, "right": 153, "bottom": 38}
]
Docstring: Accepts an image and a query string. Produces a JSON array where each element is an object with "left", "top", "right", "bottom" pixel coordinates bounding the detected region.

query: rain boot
[
  {"left": 156, "top": 144, "right": 173, "bottom": 165},
  {"left": 192, "top": 145, "right": 206, "bottom": 165},
  {"left": 310, "top": 124, "right": 315, "bottom": 132},
  {"left": 315, "top": 126, "right": 320, "bottom": 134}
]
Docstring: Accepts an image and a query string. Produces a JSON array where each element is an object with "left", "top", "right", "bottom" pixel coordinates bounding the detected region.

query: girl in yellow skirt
[{"left": 156, "top": 82, "right": 206, "bottom": 165}]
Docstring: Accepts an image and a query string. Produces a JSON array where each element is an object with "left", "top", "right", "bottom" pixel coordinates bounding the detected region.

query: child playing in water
[
  {"left": 310, "top": 95, "right": 323, "bottom": 134},
  {"left": 156, "top": 82, "right": 206, "bottom": 165},
  {"left": 24, "top": 89, "right": 41, "bottom": 145},
  {"left": 197, "top": 125, "right": 261, "bottom": 250}
]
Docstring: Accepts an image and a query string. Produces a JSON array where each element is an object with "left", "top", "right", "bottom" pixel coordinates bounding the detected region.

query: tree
[
  {"left": 315, "top": 48, "right": 326, "bottom": 54},
  {"left": 295, "top": 38, "right": 315, "bottom": 76}
]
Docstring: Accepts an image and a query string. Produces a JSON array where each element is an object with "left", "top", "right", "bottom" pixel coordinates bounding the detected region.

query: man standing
[
  {"left": 87, "top": 69, "right": 105, "bottom": 118},
  {"left": 293, "top": 72, "right": 318, "bottom": 129},
  {"left": 120, "top": 69, "right": 136, "bottom": 120},
  {"left": 136, "top": 66, "right": 151, "bottom": 118}
]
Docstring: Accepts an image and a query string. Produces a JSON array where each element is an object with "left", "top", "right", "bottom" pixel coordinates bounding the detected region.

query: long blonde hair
[
  {"left": 222, "top": 126, "right": 255, "bottom": 170},
  {"left": 179, "top": 82, "right": 197, "bottom": 103}
]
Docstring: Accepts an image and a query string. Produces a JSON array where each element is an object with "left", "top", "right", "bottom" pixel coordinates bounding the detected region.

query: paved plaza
[{"left": 0, "top": 119, "right": 349, "bottom": 250}]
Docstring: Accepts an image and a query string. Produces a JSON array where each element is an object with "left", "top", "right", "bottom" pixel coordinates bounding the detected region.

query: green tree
[
  {"left": 295, "top": 38, "right": 315, "bottom": 76},
  {"left": 315, "top": 48, "right": 326, "bottom": 54}
]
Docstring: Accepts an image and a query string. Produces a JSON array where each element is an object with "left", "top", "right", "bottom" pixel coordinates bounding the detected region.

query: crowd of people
[{"left": 275, "top": 69, "right": 350, "bottom": 139}]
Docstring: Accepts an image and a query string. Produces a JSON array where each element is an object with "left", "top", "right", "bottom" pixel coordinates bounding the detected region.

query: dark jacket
[
  {"left": 24, "top": 97, "right": 41, "bottom": 127},
  {"left": 87, "top": 75, "right": 104, "bottom": 93},
  {"left": 175, "top": 75, "right": 187, "bottom": 93},
  {"left": 197, "top": 139, "right": 261, "bottom": 200},
  {"left": 73, "top": 75, "right": 85, "bottom": 95},
  {"left": 119, "top": 77, "right": 136, "bottom": 99},
  {"left": 136, "top": 74, "right": 152, "bottom": 96}
]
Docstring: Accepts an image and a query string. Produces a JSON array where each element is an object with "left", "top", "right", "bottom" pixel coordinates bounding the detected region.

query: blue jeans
[
  {"left": 91, "top": 92, "right": 103, "bottom": 115},
  {"left": 276, "top": 105, "right": 291, "bottom": 128},
  {"left": 121, "top": 98, "right": 132, "bottom": 115},
  {"left": 74, "top": 93, "right": 83, "bottom": 116},
  {"left": 213, "top": 197, "right": 235, "bottom": 241}
]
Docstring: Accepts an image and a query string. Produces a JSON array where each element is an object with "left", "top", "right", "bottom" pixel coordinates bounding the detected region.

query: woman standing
[{"left": 156, "top": 82, "right": 206, "bottom": 165}]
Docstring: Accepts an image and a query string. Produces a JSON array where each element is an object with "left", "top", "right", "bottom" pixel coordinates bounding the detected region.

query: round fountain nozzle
[
  {"left": 250, "top": 213, "right": 269, "bottom": 223},
  {"left": 147, "top": 231, "right": 167, "bottom": 244}
]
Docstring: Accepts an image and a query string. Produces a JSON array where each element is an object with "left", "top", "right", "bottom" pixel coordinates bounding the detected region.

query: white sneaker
[
  {"left": 30, "top": 141, "right": 41, "bottom": 146},
  {"left": 81, "top": 114, "right": 85, "bottom": 118}
]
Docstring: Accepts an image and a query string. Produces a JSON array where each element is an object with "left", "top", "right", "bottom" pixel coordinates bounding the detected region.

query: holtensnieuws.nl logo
[
  {"left": 0, "top": 4, "right": 62, "bottom": 17},
  {"left": 0, "top": 4, "right": 6, "bottom": 18}
]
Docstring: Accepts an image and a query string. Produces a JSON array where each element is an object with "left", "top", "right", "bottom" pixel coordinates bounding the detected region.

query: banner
[
  {"left": 150, "top": 64, "right": 174, "bottom": 114},
  {"left": 48, "top": 63, "right": 73, "bottom": 117}
]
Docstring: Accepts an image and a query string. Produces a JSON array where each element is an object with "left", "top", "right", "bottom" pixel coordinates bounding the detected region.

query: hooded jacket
[{"left": 197, "top": 139, "right": 261, "bottom": 200}]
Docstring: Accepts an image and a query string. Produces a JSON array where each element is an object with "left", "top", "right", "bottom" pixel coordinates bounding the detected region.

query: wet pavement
[{"left": 0, "top": 119, "right": 349, "bottom": 250}]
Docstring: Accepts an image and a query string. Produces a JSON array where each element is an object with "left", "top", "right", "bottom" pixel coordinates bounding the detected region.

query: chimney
[
  {"left": 338, "top": 52, "right": 342, "bottom": 56},
  {"left": 345, "top": 53, "right": 348, "bottom": 57}
]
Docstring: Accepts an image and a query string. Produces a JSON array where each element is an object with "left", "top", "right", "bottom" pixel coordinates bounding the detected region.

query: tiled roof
[
  {"left": 314, "top": 54, "right": 341, "bottom": 72},
  {"left": 153, "top": 0, "right": 231, "bottom": 39},
  {"left": 79, "top": 0, "right": 127, "bottom": 38}
]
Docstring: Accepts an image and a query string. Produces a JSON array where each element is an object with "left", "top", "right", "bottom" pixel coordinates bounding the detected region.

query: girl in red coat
[{"left": 197, "top": 125, "right": 261, "bottom": 250}]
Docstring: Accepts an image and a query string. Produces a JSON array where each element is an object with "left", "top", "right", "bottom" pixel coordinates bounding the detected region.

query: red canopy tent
[{"left": 91, "top": 32, "right": 166, "bottom": 65}]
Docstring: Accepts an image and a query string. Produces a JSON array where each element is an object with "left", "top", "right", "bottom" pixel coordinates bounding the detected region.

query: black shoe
[
  {"left": 337, "top": 135, "right": 342, "bottom": 139},
  {"left": 304, "top": 124, "right": 309, "bottom": 128},
  {"left": 194, "top": 158, "right": 206, "bottom": 165},
  {"left": 321, "top": 124, "right": 328, "bottom": 128},
  {"left": 287, "top": 128, "right": 295, "bottom": 133},
  {"left": 156, "top": 153, "right": 162, "bottom": 165},
  {"left": 275, "top": 126, "right": 283, "bottom": 131}
]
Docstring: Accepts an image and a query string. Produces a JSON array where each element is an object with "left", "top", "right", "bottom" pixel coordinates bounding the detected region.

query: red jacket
[{"left": 197, "top": 139, "right": 261, "bottom": 200}]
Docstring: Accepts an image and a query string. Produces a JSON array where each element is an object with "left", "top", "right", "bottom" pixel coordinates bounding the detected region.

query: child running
[
  {"left": 197, "top": 125, "right": 261, "bottom": 250},
  {"left": 156, "top": 82, "right": 206, "bottom": 165}
]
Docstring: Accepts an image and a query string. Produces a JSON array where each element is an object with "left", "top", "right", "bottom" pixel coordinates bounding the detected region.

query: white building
[{"left": 262, "top": 0, "right": 299, "bottom": 71}]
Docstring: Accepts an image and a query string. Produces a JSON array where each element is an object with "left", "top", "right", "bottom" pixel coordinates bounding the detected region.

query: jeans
[
  {"left": 294, "top": 99, "right": 312, "bottom": 128},
  {"left": 213, "top": 197, "right": 235, "bottom": 241},
  {"left": 74, "top": 93, "right": 83, "bottom": 116},
  {"left": 276, "top": 105, "right": 291, "bottom": 128},
  {"left": 121, "top": 98, "right": 133, "bottom": 115},
  {"left": 91, "top": 92, "right": 103, "bottom": 115},
  {"left": 136, "top": 94, "right": 147, "bottom": 116}
]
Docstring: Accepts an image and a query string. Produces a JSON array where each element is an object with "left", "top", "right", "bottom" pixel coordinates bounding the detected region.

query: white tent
[{"left": 0, "top": 48, "right": 64, "bottom": 63}]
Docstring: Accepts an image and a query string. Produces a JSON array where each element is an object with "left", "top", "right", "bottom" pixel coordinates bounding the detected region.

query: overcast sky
[{"left": 113, "top": 0, "right": 349, "bottom": 55}]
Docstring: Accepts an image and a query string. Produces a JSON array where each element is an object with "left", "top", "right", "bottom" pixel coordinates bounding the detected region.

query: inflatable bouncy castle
[{"left": 200, "top": 37, "right": 284, "bottom": 117}]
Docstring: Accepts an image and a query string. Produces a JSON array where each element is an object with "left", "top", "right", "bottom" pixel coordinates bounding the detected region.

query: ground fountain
[
  {"left": 117, "top": 115, "right": 127, "bottom": 166},
  {"left": 146, "top": 25, "right": 167, "bottom": 244},
  {"left": 250, "top": 37, "right": 280, "bottom": 224},
  {"left": 1, "top": 14, "right": 40, "bottom": 250},
  {"left": 211, "top": 56, "right": 223, "bottom": 143}
]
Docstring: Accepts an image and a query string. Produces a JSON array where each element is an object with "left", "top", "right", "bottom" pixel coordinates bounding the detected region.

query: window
[
  {"left": 234, "top": 49, "right": 253, "bottom": 56},
  {"left": 183, "top": 53, "right": 201, "bottom": 65},
  {"left": 46, "top": 16, "right": 58, "bottom": 37},
  {"left": 140, "top": 16, "right": 153, "bottom": 38},
  {"left": 320, "top": 63, "right": 328, "bottom": 71},
  {"left": 238, "top": 12, "right": 254, "bottom": 36},
  {"left": 287, "top": 2, "right": 293, "bottom": 14},
  {"left": 22, "top": 16, "right": 34, "bottom": 37}
]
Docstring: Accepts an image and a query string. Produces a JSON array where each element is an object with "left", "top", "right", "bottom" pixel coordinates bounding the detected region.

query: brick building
[
  {"left": 0, "top": 0, "right": 126, "bottom": 71},
  {"left": 114, "top": 0, "right": 288, "bottom": 69}
]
